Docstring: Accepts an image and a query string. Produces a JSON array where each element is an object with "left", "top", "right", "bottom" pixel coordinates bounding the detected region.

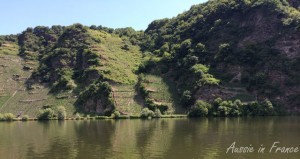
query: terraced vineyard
[
  {"left": 88, "top": 29, "right": 142, "bottom": 84},
  {"left": 141, "top": 74, "right": 184, "bottom": 114},
  {"left": 0, "top": 52, "right": 76, "bottom": 117},
  {"left": 111, "top": 84, "right": 143, "bottom": 115},
  {"left": 220, "top": 83, "right": 256, "bottom": 102}
]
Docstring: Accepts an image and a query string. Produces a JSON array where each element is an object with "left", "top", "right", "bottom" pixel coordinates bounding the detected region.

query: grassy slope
[
  {"left": 88, "top": 29, "right": 145, "bottom": 114},
  {"left": 0, "top": 51, "right": 77, "bottom": 117},
  {"left": 0, "top": 29, "right": 184, "bottom": 117},
  {"left": 88, "top": 29, "right": 142, "bottom": 84},
  {"left": 0, "top": 30, "right": 147, "bottom": 117}
]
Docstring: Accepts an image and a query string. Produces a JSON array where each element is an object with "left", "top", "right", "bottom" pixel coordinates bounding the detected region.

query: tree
[
  {"left": 259, "top": 99, "right": 275, "bottom": 116},
  {"left": 90, "top": 25, "right": 97, "bottom": 30},
  {"left": 188, "top": 100, "right": 211, "bottom": 117},
  {"left": 181, "top": 90, "right": 194, "bottom": 107},
  {"left": 195, "top": 42, "right": 206, "bottom": 54}
]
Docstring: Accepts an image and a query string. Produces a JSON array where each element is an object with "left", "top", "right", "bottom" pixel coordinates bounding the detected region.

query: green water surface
[{"left": 0, "top": 117, "right": 299, "bottom": 159}]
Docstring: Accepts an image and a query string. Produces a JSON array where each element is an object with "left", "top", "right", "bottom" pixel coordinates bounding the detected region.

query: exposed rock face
[
  {"left": 142, "top": 0, "right": 300, "bottom": 110},
  {"left": 237, "top": 8, "right": 282, "bottom": 48},
  {"left": 207, "top": 7, "right": 300, "bottom": 109},
  {"left": 195, "top": 86, "right": 235, "bottom": 103}
]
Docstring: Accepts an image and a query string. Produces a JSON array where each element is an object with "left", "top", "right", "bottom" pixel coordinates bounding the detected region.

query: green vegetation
[
  {"left": 140, "top": 108, "right": 155, "bottom": 119},
  {"left": 111, "top": 84, "right": 143, "bottom": 115},
  {"left": 87, "top": 29, "right": 142, "bottom": 84},
  {"left": 77, "top": 80, "right": 115, "bottom": 115},
  {"left": 57, "top": 106, "right": 67, "bottom": 120},
  {"left": 21, "top": 115, "right": 29, "bottom": 121},
  {"left": 188, "top": 100, "right": 211, "bottom": 117},
  {"left": 139, "top": 0, "right": 300, "bottom": 112},
  {"left": 138, "top": 74, "right": 182, "bottom": 114},
  {"left": 0, "top": 113, "right": 15, "bottom": 121},
  {"left": 189, "top": 98, "right": 277, "bottom": 117},
  {"left": 111, "top": 110, "right": 121, "bottom": 119},
  {"left": 37, "top": 108, "right": 55, "bottom": 120},
  {"left": 1, "top": 0, "right": 300, "bottom": 118}
]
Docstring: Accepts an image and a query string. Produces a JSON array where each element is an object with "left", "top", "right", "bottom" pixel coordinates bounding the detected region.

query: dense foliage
[
  {"left": 77, "top": 80, "right": 115, "bottom": 115},
  {"left": 2, "top": 0, "right": 300, "bottom": 117},
  {"left": 189, "top": 98, "right": 277, "bottom": 117},
  {"left": 139, "top": 0, "right": 300, "bottom": 110}
]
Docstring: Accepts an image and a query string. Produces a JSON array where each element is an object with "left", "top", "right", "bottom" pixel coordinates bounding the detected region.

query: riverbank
[
  {"left": 0, "top": 114, "right": 188, "bottom": 122},
  {"left": 1, "top": 114, "right": 300, "bottom": 122}
]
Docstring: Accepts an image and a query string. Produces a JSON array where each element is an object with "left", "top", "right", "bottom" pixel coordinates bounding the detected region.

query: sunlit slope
[{"left": 88, "top": 29, "right": 142, "bottom": 84}]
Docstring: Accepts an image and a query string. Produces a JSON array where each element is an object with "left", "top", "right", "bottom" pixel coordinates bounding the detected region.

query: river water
[{"left": 0, "top": 117, "right": 299, "bottom": 159}]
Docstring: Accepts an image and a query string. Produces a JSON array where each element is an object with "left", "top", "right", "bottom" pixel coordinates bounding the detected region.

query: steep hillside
[
  {"left": 1, "top": 0, "right": 300, "bottom": 118},
  {"left": 141, "top": 0, "right": 300, "bottom": 113},
  {"left": 0, "top": 25, "right": 144, "bottom": 117}
]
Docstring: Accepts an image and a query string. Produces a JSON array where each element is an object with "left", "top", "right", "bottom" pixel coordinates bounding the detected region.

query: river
[{"left": 0, "top": 117, "right": 299, "bottom": 159}]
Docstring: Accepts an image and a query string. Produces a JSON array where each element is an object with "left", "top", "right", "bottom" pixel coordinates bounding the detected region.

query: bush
[
  {"left": 217, "top": 105, "right": 230, "bottom": 117},
  {"left": 75, "top": 113, "right": 81, "bottom": 120},
  {"left": 43, "top": 105, "right": 53, "bottom": 109},
  {"left": 57, "top": 106, "right": 67, "bottom": 120},
  {"left": 0, "top": 114, "right": 3, "bottom": 121},
  {"left": 3, "top": 113, "right": 15, "bottom": 121},
  {"left": 181, "top": 90, "right": 194, "bottom": 107},
  {"left": 259, "top": 99, "right": 275, "bottom": 116},
  {"left": 140, "top": 108, "right": 155, "bottom": 119},
  {"left": 38, "top": 108, "right": 55, "bottom": 120},
  {"left": 0, "top": 113, "right": 15, "bottom": 121},
  {"left": 111, "top": 111, "right": 121, "bottom": 119},
  {"left": 154, "top": 109, "right": 162, "bottom": 118},
  {"left": 21, "top": 115, "right": 29, "bottom": 121},
  {"left": 229, "top": 100, "right": 242, "bottom": 116},
  {"left": 188, "top": 100, "right": 211, "bottom": 117}
]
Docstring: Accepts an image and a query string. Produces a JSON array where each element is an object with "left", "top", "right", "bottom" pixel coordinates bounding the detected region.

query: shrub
[
  {"left": 140, "top": 108, "right": 155, "bottom": 119},
  {"left": 217, "top": 105, "right": 230, "bottom": 117},
  {"left": 3, "top": 113, "right": 15, "bottom": 121},
  {"left": 0, "top": 114, "right": 3, "bottom": 121},
  {"left": 111, "top": 111, "right": 121, "bottom": 119},
  {"left": 38, "top": 108, "right": 55, "bottom": 120},
  {"left": 181, "top": 90, "right": 194, "bottom": 107},
  {"left": 157, "top": 105, "right": 169, "bottom": 113},
  {"left": 75, "top": 113, "right": 81, "bottom": 120},
  {"left": 154, "top": 109, "right": 162, "bottom": 118},
  {"left": 0, "top": 113, "right": 14, "bottom": 121},
  {"left": 121, "top": 44, "right": 130, "bottom": 51},
  {"left": 229, "top": 100, "right": 242, "bottom": 116},
  {"left": 22, "top": 115, "right": 29, "bottom": 121},
  {"left": 244, "top": 101, "right": 260, "bottom": 116},
  {"left": 57, "top": 106, "right": 67, "bottom": 120},
  {"left": 43, "top": 105, "right": 53, "bottom": 109},
  {"left": 188, "top": 100, "right": 211, "bottom": 117},
  {"left": 259, "top": 99, "right": 275, "bottom": 116}
]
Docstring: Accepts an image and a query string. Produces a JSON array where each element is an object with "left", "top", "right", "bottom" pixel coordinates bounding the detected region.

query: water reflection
[{"left": 0, "top": 117, "right": 299, "bottom": 159}]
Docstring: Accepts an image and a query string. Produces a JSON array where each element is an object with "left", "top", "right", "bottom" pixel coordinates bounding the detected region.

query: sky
[{"left": 0, "top": 0, "right": 207, "bottom": 35}]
